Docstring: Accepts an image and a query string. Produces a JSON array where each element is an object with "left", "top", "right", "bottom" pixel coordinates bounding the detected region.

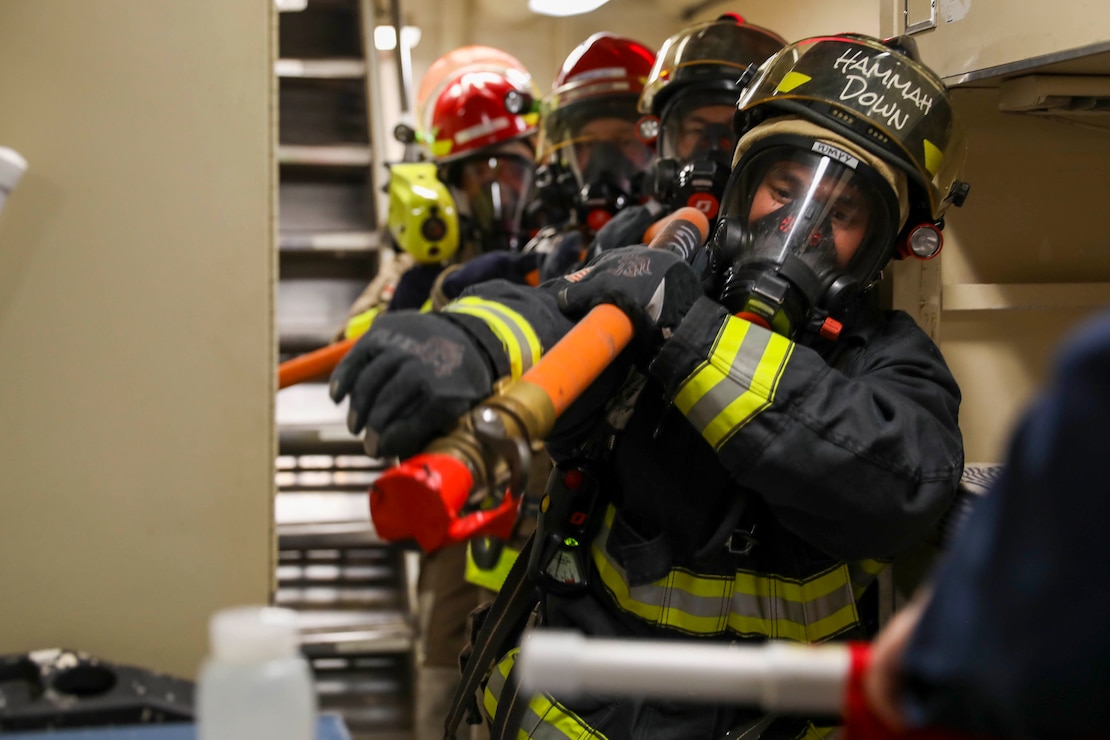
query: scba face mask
[
  {"left": 452, "top": 153, "right": 535, "bottom": 252},
  {"left": 653, "top": 93, "right": 739, "bottom": 223},
  {"left": 709, "top": 138, "right": 900, "bottom": 342}
]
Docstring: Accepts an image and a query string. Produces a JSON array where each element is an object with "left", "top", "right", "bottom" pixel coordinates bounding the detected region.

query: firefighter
[
  {"left": 338, "top": 55, "right": 539, "bottom": 333},
  {"left": 433, "top": 32, "right": 659, "bottom": 308},
  {"left": 331, "top": 59, "right": 539, "bottom": 740},
  {"left": 642, "top": 15, "right": 784, "bottom": 221},
  {"left": 428, "top": 32, "right": 658, "bottom": 609},
  {"left": 586, "top": 14, "right": 787, "bottom": 259},
  {"left": 531, "top": 32, "right": 656, "bottom": 231},
  {"left": 414, "top": 66, "right": 542, "bottom": 740},
  {"left": 331, "top": 33, "right": 970, "bottom": 739}
]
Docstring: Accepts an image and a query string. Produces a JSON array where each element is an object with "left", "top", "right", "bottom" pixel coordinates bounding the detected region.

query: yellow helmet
[{"left": 386, "top": 163, "right": 460, "bottom": 264}]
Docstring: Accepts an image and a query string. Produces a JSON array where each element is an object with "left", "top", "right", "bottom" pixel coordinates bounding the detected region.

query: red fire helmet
[{"left": 429, "top": 70, "right": 539, "bottom": 162}]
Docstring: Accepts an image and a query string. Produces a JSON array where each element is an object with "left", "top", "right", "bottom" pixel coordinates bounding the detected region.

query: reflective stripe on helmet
[
  {"left": 674, "top": 315, "right": 794, "bottom": 450},
  {"left": 592, "top": 505, "right": 877, "bottom": 642},
  {"left": 484, "top": 648, "right": 607, "bottom": 740},
  {"left": 444, "top": 297, "right": 542, "bottom": 380}
]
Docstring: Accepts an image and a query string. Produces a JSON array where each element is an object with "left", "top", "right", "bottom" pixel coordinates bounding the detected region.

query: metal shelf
[
  {"left": 278, "top": 145, "right": 373, "bottom": 166},
  {"left": 280, "top": 230, "right": 380, "bottom": 253},
  {"left": 276, "top": 58, "right": 367, "bottom": 78},
  {"left": 300, "top": 610, "right": 413, "bottom": 656},
  {"left": 942, "top": 282, "right": 1110, "bottom": 312},
  {"left": 277, "top": 3, "right": 405, "bottom": 735}
]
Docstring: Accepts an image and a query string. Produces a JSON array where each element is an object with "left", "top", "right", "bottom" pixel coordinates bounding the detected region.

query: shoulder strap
[
  {"left": 488, "top": 657, "right": 530, "bottom": 740},
  {"left": 443, "top": 533, "right": 537, "bottom": 740}
]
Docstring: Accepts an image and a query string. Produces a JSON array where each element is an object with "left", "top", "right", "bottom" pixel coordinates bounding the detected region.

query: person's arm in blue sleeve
[{"left": 866, "top": 309, "right": 1110, "bottom": 737}]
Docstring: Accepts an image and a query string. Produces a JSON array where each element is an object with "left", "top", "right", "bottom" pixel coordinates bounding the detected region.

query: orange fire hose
[
  {"left": 519, "top": 303, "right": 633, "bottom": 419},
  {"left": 518, "top": 206, "right": 709, "bottom": 419},
  {"left": 278, "top": 337, "right": 356, "bottom": 390}
]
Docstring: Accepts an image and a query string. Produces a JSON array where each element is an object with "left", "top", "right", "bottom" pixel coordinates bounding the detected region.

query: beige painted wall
[
  {"left": 0, "top": 1, "right": 274, "bottom": 679},
  {"left": 685, "top": 0, "right": 880, "bottom": 41},
  {"left": 932, "top": 88, "right": 1110, "bottom": 462},
  {"left": 882, "top": 0, "right": 1110, "bottom": 81},
  {"left": 405, "top": 0, "right": 879, "bottom": 99},
  {"left": 876, "top": 6, "right": 1110, "bottom": 462}
]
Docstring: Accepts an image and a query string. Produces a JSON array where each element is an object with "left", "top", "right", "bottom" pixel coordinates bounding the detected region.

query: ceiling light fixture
[
  {"left": 527, "top": 0, "right": 610, "bottom": 17},
  {"left": 373, "top": 25, "right": 422, "bottom": 51}
]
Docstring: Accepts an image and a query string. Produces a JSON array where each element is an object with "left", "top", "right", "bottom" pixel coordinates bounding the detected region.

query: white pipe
[
  {"left": 0, "top": 147, "right": 28, "bottom": 218},
  {"left": 517, "top": 631, "right": 850, "bottom": 714}
]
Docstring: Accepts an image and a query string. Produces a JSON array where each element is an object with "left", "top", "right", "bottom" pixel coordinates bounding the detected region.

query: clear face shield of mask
[
  {"left": 659, "top": 94, "right": 737, "bottom": 167},
  {"left": 711, "top": 143, "right": 899, "bottom": 341},
  {"left": 454, "top": 152, "right": 535, "bottom": 252}
]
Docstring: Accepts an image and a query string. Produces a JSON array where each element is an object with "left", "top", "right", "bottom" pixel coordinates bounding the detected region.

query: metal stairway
[{"left": 276, "top": 1, "right": 414, "bottom": 737}]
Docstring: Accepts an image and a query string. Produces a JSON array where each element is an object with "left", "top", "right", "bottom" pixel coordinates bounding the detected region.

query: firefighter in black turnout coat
[{"left": 331, "top": 33, "right": 971, "bottom": 739}]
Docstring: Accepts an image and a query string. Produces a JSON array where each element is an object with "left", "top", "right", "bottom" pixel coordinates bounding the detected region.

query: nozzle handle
[{"left": 517, "top": 631, "right": 849, "bottom": 714}]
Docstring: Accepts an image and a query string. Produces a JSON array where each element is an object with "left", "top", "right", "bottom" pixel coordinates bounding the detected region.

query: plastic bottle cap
[
  {"left": 209, "top": 606, "right": 301, "bottom": 663},
  {"left": 0, "top": 147, "right": 28, "bottom": 194}
]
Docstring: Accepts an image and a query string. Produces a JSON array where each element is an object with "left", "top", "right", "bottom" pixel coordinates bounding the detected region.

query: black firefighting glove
[
  {"left": 439, "top": 251, "right": 541, "bottom": 302},
  {"left": 585, "top": 201, "right": 665, "bottom": 261},
  {"left": 329, "top": 311, "right": 495, "bottom": 459},
  {"left": 555, "top": 245, "right": 702, "bottom": 360},
  {"left": 388, "top": 263, "right": 444, "bottom": 311}
]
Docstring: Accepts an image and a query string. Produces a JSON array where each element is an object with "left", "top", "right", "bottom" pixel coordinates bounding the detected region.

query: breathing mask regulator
[
  {"left": 532, "top": 153, "right": 648, "bottom": 234},
  {"left": 702, "top": 32, "right": 971, "bottom": 345},
  {"left": 576, "top": 139, "right": 649, "bottom": 231}
]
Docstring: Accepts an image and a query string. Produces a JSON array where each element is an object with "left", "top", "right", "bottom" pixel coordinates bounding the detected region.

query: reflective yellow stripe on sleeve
[
  {"left": 591, "top": 506, "right": 860, "bottom": 643},
  {"left": 444, "top": 297, "right": 542, "bottom": 380},
  {"left": 343, "top": 305, "right": 383, "bottom": 340},
  {"left": 674, "top": 316, "right": 794, "bottom": 450},
  {"left": 484, "top": 648, "right": 610, "bottom": 740}
]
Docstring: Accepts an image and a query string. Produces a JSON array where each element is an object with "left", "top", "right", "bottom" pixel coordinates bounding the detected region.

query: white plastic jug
[{"left": 197, "top": 606, "right": 316, "bottom": 740}]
